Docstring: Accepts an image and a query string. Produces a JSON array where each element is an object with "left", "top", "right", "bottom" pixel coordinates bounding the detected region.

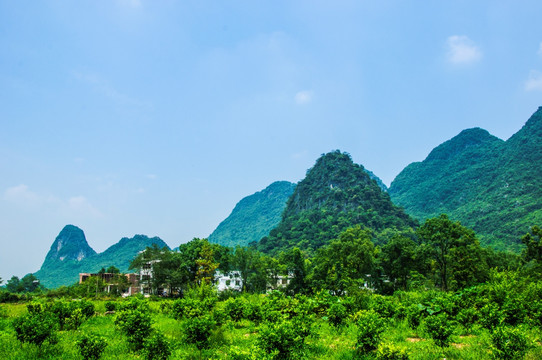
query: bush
[
  {"left": 355, "top": 310, "right": 387, "bottom": 354},
  {"left": 65, "top": 308, "right": 85, "bottom": 330},
  {"left": 376, "top": 343, "right": 410, "bottom": 360},
  {"left": 115, "top": 307, "right": 153, "bottom": 350},
  {"left": 77, "top": 333, "right": 107, "bottom": 360},
  {"left": 490, "top": 326, "right": 529, "bottom": 359},
  {"left": 257, "top": 318, "right": 310, "bottom": 359},
  {"left": 0, "top": 305, "right": 8, "bottom": 319},
  {"left": 182, "top": 315, "right": 216, "bottom": 351},
  {"left": 171, "top": 297, "right": 206, "bottom": 319},
  {"left": 422, "top": 313, "right": 454, "bottom": 348},
  {"left": 142, "top": 331, "right": 171, "bottom": 360},
  {"left": 105, "top": 301, "right": 117, "bottom": 312},
  {"left": 12, "top": 311, "right": 58, "bottom": 347},
  {"left": 479, "top": 303, "right": 503, "bottom": 330},
  {"left": 327, "top": 302, "right": 347, "bottom": 327},
  {"left": 78, "top": 299, "right": 96, "bottom": 318},
  {"left": 224, "top": 297, "right": 247, "bottom": 322},
  {"left": 226, "top": 344, "right": 268, "bottom": 360}
]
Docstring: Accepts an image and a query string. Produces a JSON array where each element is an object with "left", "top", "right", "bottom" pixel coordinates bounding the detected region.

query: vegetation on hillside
[
  {"left": 35, "top": 234, "right": 170, "bottom": 289},
  {"left": 208, "top": 181, "right": 296, "bottom": 248},
  {"left": 389, "top": 107, "right": 542, "bottom": 251},
  {"left": 1, "top": 218, "right": 542, "bottom": 359},
  {"left": 258, "top": 151, "right": 417, "bottom": 255}
]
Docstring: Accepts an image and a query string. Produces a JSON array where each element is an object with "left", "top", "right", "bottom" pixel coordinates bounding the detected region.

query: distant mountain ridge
[
  {"left": 35, "top": 225, "right": 169, "bottom": 289},
  {"left": 389, "top": 107, "right": 542, "bottom": 251},
  {"left": 208, "top": 181, "right": 296, "bottom": 248},
  {"left": 258, "top": 150, "right": 417, "bottom": 254}
]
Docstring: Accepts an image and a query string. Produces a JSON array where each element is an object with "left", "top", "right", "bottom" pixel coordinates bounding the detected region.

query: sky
[{"left": 1, "top": 0, "right": 542, "bottom": 282}]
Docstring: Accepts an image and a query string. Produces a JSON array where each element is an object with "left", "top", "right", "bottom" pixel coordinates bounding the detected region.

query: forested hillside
[
  {"left": 257, "top": 151, "right": 416, "bottom": 255},
  {"left": 35, "top": 227, "right": 170, "bottom": 289},
  {"left": 208, "top": 181, "right": 296, "bottom": 247},
  {"left": 389, "top": 107, "right": 542, "bottom": 251}
]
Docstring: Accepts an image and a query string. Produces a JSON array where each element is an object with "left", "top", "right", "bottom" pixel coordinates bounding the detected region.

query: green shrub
[
  {"left": 327, "top": 302, "right": 347, "bottom": 327},
  {"left": 257, "top": 318, "right": 310, "bottom": 359},
  {"left": 171, "top": 297, "right": 206, "bottom": 319},
  {"left": 456, "top": 307, "right": 478, "bottom": 333},
  {"left": 77, "top": 333, "right": 107, "bottom": 360},
  {"left": 422, "top": 313, "right": 454, "bottom": 348},
  {"left": 376, "top": 343, "right": 410, "bottom": 360},
  {"left": 371, "top": 295, "right": 398, "bottom": 319},
  {"left": 405, "top": 304, "right": 425, "bottom": 330},
  {"left": 142, "top": 331, "right": 171, "bottom": 360},
  {"left": 12, "top": 311, "right": 58, "bottom": 347},
  {"left": 0, "top": 305, "right": 7, "bottom": 319},
  {"left": 78, "top": 299, "right": 96, "bottom": 318},
  {"left": 226, "top": 344, "right": 268, "bottom": 360},
  {"left": 65, "top": 308, "right": 85, "bottom": 330},
  {"left": 490, "top": 326, "right": 529, "bottom": 359},
  {"left": 182, "top": 315, "right": 216, "bottom": 351},
  {"left": 105, "top": 301, "right": 117, "bottom": 312},
  {"left": 479, "top": 303, "right": 503, "bottom": 330},
  {"left": 355, "top": 310, "right": 387, "bottom": 354},
  {"left": 115, "top": 307, "right": 153, "bottom": 350},
  {"left": 224, "top": 297, "right": 247, "bottom": 322},
  {"left": 243, "top": 300, "right": 263, "bottom": 323}
]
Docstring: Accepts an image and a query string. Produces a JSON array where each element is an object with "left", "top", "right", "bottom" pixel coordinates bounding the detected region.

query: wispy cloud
[
  {"left": 446, "top": 35, "right": 482, "bottom": 65},
  {"left": 68, "top": 196, "right": 103, "bottom": 217},
  {"left": 538, "top": 42, "right": 542, "bottom": 58},
  {"left": 4, "top": 185, "right": 103, "bottom": 218},
  {"left": 294, "top": 90, "right": 313, "bottom": 105},
  {"left": 146, "top": 174, "right": 157, "bottom": 180},
  {"left": 525, "top": 70, "right": 542, "bottom": 91}
]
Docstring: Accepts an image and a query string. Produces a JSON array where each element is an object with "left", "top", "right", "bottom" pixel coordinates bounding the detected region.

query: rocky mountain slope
[{"left": 35, "top": 225, "right": 169, "bottom": 289}]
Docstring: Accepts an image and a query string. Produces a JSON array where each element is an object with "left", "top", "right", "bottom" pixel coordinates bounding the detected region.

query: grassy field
[{"left": 1, "top": 293, "right": 541, "bottom": 360}]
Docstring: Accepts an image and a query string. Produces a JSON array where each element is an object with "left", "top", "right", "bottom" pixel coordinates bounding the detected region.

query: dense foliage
[
  {"left": 389, "top": 107, "right": 542, "bottom": 251},
  {"left": 208, "top": 181, "right": 296, "bottom": 248},
  {"left": 258, "top": 151, "right": 417, "bottom": 255}
]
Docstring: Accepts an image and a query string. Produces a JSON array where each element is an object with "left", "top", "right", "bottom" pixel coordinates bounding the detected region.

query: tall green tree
[
  {"left": 6, "top": 276, "right": 22, "bottom": 293},
  {"left": 522, "top": 226, "right": 542, "bottom": 263},
  {"left": 280, "top": 247, "right": 309, "bottom": 295},
  {"left": 380, "top": 234, "right": 417, "bottom": 290},
  {"left": 312, "top": 226, "right": 377, "bottom": 295},
  {"left": 417, "top": 214, "right": 487, "bottom": 291}
]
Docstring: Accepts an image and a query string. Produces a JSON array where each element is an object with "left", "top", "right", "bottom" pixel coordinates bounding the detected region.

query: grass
[{"left": 0, "top": 298, "right": 541, "bottom": 359}]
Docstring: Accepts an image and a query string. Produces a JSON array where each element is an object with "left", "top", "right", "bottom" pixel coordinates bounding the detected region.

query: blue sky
[{"left": 1, "top": 0, "right": 541, "bottom": 282}]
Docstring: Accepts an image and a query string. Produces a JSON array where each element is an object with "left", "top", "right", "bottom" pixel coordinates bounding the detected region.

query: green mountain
[
  {"left": 42, "top": 225, "right": 97, "bottom": 264},
  {"left": 389, "top": 107, "right": 542, "bottom": 251},
  {"left": 35, "top": 226, "right": 170, "bottom": 289},
  {"left": 257, "top": 150, "right": 417, "bottom": 255},
  {"left": 208, "top": 181, "right": 296, "bottom": 248}
]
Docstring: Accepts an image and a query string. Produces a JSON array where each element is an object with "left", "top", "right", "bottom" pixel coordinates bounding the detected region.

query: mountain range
[
  {"left": 389, "top": 106, "right": 542, "bottom": 251},
  {"left": 33, "top": 106, "right": 542, "bottom": 287},
  {"left": 35, "top": 225, "right": 169, "bottom": 289}
]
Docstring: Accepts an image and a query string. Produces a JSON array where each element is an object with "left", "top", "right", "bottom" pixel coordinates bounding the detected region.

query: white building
[{"left": 215, "top": 271, "right": 243, "bottom": 292}]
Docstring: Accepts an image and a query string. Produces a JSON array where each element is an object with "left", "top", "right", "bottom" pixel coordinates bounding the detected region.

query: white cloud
[
  {"left": 146, "top": 174, "right": 157, "bottom": 180},
  {"left": 4, "top": 185, "right": 102, "bottom": 218},
  {"left": 4, "top": 184, "right": 41, "bottom": 206},
  {"left": 68, "top": 196, "right": 103, "bottom": 218},
  {"left": 525, "top": 70, "right": 542, "bottom": 91},
  {"left": 538, "top": 42, "right": 542, "bottom": 58},
  {"left": 294, "top": 90, "right": 313, "bottom": 105},
  {"left": 446, "top": 35, "right": 482, "bottom": 64}
]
